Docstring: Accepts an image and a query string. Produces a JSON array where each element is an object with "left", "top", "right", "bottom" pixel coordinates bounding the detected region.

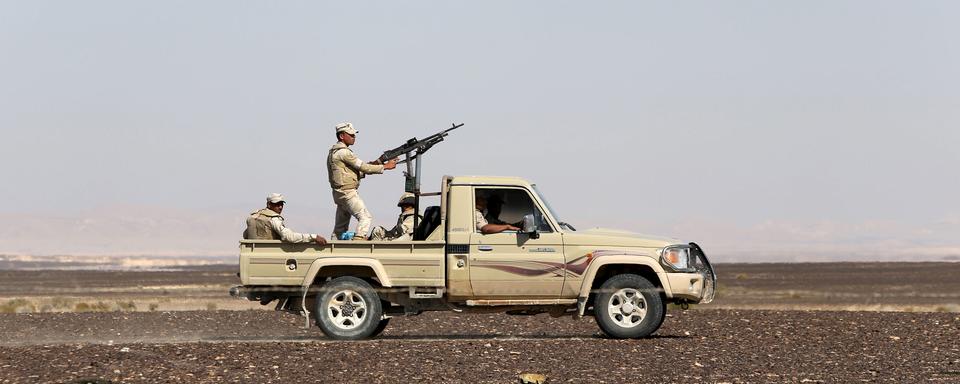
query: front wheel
[
  {"left": 315, "top": 277, "right": 384, "bottom": 340},
  {"left": 594, "top": 274, "right": 665, "bottom": 339}
]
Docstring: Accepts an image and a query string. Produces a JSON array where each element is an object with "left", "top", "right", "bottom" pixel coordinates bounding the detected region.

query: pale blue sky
[{"left": 1, "top": 1, "right": 958, "bottom": 260}]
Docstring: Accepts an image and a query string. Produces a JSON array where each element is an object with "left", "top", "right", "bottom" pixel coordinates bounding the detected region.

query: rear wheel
[
  {"left": 315, "top": 277, "right": 383, "bottom": 340},
  {"left": 594, "top": 274, "right": 665, "bottom": 339}
]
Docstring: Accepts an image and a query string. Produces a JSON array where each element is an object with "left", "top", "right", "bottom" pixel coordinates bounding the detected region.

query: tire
[
  {"left": 314, "top": 277, "right": 384, "bottom": 340},
  {"left": 594, "top": 274, "right": 665, "bottom": 339}
]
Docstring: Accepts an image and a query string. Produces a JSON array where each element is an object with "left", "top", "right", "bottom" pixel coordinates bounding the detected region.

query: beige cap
[
  {"left": 335, "top": 122, "right": 358, "bottom": 135},
  {"left": 397, "top": 192, "right": 416, "bottom": 207},
  {"left": 266, "top": 193, "right": 285, "bottom": 204}
]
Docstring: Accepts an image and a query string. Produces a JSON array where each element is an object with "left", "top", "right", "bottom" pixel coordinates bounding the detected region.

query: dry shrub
[
  {"left": 0, "top": 299, "right": 33, "bottom": 313},
  {"left": 51, "top": 297, "right": 74, "bottom": 310},
  {"left": 149, "top": 303, "right": 160, "bottom": 311},
  {"left": 206, "top": 302, "right": 218, "bottom": 311},
  {"left": 116, "top": 301, "right": 137, "bottom": 311},
  {"left": 74, "top": 301, "right": 111, "bottom": 312}
]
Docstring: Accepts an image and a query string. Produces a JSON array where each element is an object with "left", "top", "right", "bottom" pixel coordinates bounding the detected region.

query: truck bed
[{"left": 238, "top": 240, "right": 446, "bottom": 288}]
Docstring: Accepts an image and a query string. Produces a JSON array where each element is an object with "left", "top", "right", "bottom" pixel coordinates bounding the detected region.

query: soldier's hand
[
  {"left": 384, "top": 158, "right": 398, "bottom": 170},
  {"left": 315, "top": 236, "right": 328, "bottom": 245}
]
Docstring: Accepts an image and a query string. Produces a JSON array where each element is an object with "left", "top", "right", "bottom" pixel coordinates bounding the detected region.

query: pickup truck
[{"left": 231, "top": 175, "right": 716, "bottom": 340}]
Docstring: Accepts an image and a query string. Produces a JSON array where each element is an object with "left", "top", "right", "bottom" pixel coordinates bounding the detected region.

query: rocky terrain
[
  {"left": 0, "top": 309, "right": 957, "bottom": 383},
  {"left": 0, "top": 262, "right": 958, "bottom": 383}
]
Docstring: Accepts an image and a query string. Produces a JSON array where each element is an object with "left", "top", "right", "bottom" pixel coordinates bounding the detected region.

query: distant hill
[{"left": 1, "top": 205, "right": 957, "bottom": 263}]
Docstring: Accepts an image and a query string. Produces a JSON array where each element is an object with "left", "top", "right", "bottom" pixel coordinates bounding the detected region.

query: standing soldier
[{"left": 327, "top": 122, "right": 397, "bottom": 240}]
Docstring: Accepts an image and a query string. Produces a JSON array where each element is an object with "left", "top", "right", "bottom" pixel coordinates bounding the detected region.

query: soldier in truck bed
[
  {"left": 244, "top": 193, "right": 327, "bottom": 245},
  {"left": 369, "top": 193, "right": 422, "bottom": 241},
  {"left": 327, "top": 122, "right": 398, "bottom": 240}
]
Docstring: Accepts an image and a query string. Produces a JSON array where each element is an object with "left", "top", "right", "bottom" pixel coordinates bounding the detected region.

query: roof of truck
[{"left": 449, "top": 175, "right": 534, "bottom": 187}]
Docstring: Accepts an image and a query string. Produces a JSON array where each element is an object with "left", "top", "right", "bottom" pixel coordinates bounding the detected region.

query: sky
[{"left": 1, "top": 1, "right": 958, "bottom": 261}]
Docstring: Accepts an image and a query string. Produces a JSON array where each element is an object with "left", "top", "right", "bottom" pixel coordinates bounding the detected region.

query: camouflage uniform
[
  {"left": 327, "top": 125, "right": 385, "bottom": 239},
  {"left": 370, "top": 212, "right": 420, "bottom": 241},
  {"left": 474, "top": 209, "right": 488, "bottom": 232},
  {"left": 244, "top": 208, "right": 318, "bottom": 243}
]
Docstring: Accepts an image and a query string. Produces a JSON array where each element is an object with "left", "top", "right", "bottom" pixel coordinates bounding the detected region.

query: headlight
[{"left": 660, "top": 245, "right": 690, "bottom": 271}]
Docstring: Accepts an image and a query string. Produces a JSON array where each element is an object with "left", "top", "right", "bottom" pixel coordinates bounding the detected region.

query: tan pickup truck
[{"left": 231, "top": 175, "right": 715, "bottom": 340}]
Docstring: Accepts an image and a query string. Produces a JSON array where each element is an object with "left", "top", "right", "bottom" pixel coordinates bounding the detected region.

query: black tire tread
[
  {"left": 594, "top": 273, "right": 665, "bottom": 339},
  {"left": 314, "top": 276, "right": 383, "bottom": 340}
]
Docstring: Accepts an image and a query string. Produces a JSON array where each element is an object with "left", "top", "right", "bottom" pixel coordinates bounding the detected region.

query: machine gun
[
  {"left": 377, "top": 123, "right": 463, "bottom": 164},
  {"left": 378, "top": 123, "right": 464, "bottom": 230}
]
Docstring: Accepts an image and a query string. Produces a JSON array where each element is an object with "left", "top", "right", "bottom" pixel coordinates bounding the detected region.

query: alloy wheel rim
[
  {"left": 326, "top": 289, "right": 367, "bottom": 330},
  {"left": 607, "top": 288, "right": 647, "bottom": 328}
]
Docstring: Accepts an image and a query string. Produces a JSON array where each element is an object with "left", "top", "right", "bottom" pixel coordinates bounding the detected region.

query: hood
[{"left": 562, "top": 227, "right": 681, "bottom": 249}]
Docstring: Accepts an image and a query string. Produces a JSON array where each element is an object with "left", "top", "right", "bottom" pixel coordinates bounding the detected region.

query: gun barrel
[{"left": 379, "top": 123, "right": 464, "bottom": 161}]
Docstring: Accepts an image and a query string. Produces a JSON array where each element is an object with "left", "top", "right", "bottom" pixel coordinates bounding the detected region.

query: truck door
[{"left": 468, "top": 187, "right": 564, "bottom": 298}]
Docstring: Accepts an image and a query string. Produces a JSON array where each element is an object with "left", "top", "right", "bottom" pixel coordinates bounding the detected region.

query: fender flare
[
  {"left": 576, "top": 255, "right": 669, "bottom": 316},
  {"left": 300, "top": 257, "right": 393, "bottom": 288}
]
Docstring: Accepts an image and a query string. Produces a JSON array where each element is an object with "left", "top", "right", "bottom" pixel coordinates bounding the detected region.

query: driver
[{"left": 475, "top": 195, "right": 520, "bottom": 234}]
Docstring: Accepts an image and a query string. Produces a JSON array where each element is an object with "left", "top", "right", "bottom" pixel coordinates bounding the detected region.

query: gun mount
[{"left": 379, "top": 123, "right": 464, "bottom": 229}]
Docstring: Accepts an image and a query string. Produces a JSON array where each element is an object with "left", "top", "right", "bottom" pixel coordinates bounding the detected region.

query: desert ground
[{"left": 0, "top": 261, "right": 958, "bottom": 383}]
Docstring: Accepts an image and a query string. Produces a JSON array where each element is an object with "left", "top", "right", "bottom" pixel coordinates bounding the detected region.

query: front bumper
[
  {"left": 690, "top": 242, "right": 717, "bottom": 303},
  {"left": 665, "top": 243, "right": 717, "bottom": 304}
]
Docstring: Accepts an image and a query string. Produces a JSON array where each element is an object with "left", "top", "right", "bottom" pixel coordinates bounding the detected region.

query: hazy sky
[{"left": 1, "top": 1, "right": 958, "bottom": 260}]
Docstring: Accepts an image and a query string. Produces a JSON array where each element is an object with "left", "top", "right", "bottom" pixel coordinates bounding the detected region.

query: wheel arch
[
  {"left": 577, "top": 257, "right": 669, "bottom": 316},
  {"left": 301, "top": 258, "right": 393, "bottom": 288}
]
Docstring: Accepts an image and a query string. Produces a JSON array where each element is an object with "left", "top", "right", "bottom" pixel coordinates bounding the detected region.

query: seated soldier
[
  {"left": 370, "top": 193, "right": 422, "bottom": 241},
  {"left": 475, "top": 195, "right": 520, "bottom": 234},
  {"left": 244, "top": 193, "right": 327, "bottom": 244},
  {"left": 483, "top": 194, "right": 523, "bottom": 227}
]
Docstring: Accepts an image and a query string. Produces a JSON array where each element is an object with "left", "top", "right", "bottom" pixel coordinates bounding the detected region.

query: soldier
[
  {"left": 327, "top": 122, "right": 398, "bottom": 240},
  {"left": 483, "top": 194, "right": 521, "bottom": 227},
  {"left": 370, "top": 193, "right": 422, "bottom": 241},
  {"left": 244, "top": 193, "right": 327, "bottom": 244},
  {"left": 475, "top": 195, "right": 520, "bottom": 234}
]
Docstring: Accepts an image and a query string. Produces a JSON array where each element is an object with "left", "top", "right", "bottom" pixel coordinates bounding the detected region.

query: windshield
[{"left": 532, "top": 184, "right": 575, "bottom": 231}]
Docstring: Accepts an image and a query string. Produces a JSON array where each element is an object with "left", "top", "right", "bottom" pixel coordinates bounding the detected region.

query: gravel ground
[{"left": 1, "top": 309, "right": 958, "bottom": 383}]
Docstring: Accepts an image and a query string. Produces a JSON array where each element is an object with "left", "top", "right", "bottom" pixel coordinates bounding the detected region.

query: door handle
[{"left": 478, "top": 245, "right": 493, "bottom": 252}]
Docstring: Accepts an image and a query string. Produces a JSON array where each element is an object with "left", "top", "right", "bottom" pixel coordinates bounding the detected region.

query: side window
[{"left": 475, "top": 188, "right": 553, "bottom": 233}]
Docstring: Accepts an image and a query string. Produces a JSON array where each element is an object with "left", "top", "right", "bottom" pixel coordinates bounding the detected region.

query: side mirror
[{"left": 522, "top": 214, "right": 540, "bottom": 240}]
